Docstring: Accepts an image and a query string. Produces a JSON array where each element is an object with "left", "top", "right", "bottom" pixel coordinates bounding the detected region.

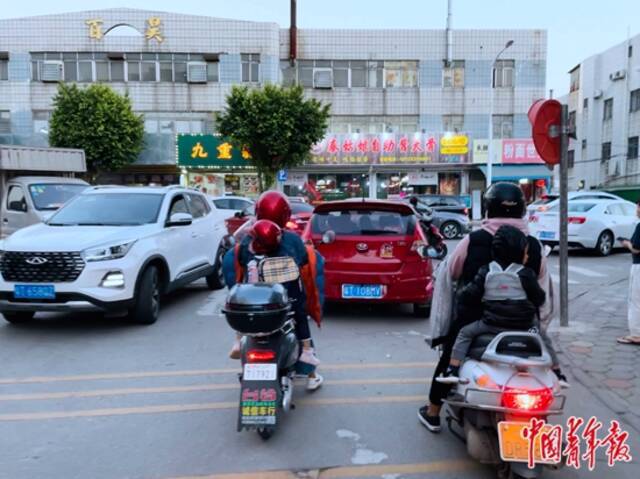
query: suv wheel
[
  {"left": 130, "top": 266, "right": 161, "bottom": 325},
  {"left": 2, "top": 312, "right": 35, "bottom": 324},
  {"left": 440, "top": 221, "right": 461, "bottom": 239},
  {"left": 206, "top": 248, "right": 226, "bottom": 290}
]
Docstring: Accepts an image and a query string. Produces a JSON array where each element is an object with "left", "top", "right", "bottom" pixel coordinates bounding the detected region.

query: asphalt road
[{"left": 0, "top": 242, "right": 638, "bottom": 479}]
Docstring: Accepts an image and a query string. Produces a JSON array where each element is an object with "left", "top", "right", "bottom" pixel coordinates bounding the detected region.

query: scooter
[
  {"left": 438, "top": 332, "right": 567, "bottom": 479},
  {"left": 222, "top": 257, "right": 301, "bottom": 440}
]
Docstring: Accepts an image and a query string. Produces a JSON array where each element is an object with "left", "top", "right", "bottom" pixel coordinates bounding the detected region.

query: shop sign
[
  {"left": 472, "top": 139, "right": 502, "bottom": 164},
  {"left": 284, "top": 172, "right": 308, "bottom": 187},
  {"left": 85, "top": 17, "right": 164, "bottom": 42},
  {"left": 440, "top": 134, "right": 469, "bottom": 155},
  {"left": 177, "top": 134, "right": 253, "bottom": 169},
  {"left": 407, "top": 171, "right": 438, "bottom": 186},
  {"left": 309, "top": 133, "right": 456, "bottom": 166},
  {"left": 502, "top": 139, "right": 544, "bottom": 164}
]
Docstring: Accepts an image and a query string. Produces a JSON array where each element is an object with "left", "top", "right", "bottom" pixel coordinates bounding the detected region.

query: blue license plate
[
  {"left": 342, "top": 284, "right": 383, "bottom": 299},
  {"left": 539, "top": 231, "right": 555, "bottom": 240},
  {"left": 14, "top": 285, "right": 55, "bottom": 300}
]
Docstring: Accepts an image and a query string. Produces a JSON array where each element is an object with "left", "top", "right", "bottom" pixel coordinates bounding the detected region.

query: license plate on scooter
[
  {"left": 498, "top": 421, "right": 561, "bottom": 465},
  {"left": 243, "top": 363, "right": 278, "bottom": 381},
  {"left": 238, "top": 380, "right": 279, "bottom": 428}
]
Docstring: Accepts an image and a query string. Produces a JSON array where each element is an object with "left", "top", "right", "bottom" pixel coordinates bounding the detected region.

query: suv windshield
[
  {"left": 312, "top": 209, "right": 415, "bottom": 236},
  {"left": 48, "top": 193, "right": 164, "bottom": 226},
  {"left": 28, "top": 184, "right": 88, "bottom": 210}
]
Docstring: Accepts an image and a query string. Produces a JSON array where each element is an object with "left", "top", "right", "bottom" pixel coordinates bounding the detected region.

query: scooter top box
[{"left": 223, "top": 283, "right": 291, "bottom": 335}]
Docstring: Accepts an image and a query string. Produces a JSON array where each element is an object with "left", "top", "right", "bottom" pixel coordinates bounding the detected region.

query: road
[{"left": 0, "top": 243, "right": 638, "bottom": 479}]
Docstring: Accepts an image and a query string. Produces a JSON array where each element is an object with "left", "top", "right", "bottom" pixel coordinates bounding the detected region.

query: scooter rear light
[
  {"left": 501, "top": 386, "right": 554, "bottom": 413},
  {"left": 247, "top": 349, "right": 276, "bottom": 363}
]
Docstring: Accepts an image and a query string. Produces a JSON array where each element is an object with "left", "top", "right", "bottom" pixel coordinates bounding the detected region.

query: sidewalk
[{"left": 549, "top": 277, "right": 640, "bottom": 432}]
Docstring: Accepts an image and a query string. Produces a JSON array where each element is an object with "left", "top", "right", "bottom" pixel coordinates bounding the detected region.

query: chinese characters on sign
[
  {"left": 86, "top": 19, "right": 104, "bottom": 40},
  {"left": 178, "top": 135, "right": 251, "bottom": 169},
  {"left": 239, "top": 386, "right": 278, "bottom": 426},
  {"left": 85, "top": 17, "right": 164, "bottom": 42},
  {"left": 502, "top": 139, "right": 544, "bottom": 164}
]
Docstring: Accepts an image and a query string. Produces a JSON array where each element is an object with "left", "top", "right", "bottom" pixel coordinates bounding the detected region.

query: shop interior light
[{"left": 519, "top": 178, "right": 530, "bottom": 185}]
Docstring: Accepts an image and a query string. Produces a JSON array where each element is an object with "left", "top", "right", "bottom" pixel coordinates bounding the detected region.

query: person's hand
[{"left": 622, "top": 240, "right": 632, "bottom": 250}]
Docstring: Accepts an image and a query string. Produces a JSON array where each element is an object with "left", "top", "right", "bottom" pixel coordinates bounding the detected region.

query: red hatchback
[{"left": 303, "top": 200, "right": 434, "bottom": 316}]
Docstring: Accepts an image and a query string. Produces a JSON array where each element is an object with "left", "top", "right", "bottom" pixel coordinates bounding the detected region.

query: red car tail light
[
  {"left": 463, "top": 207, "right": 469, "bottom": 216},
  {"left": 501, "top": 386, "right": 554, "bottom": 413},
  {"left": 286, "top": 220, "right": 298, "bottom": 230},
  {"left": 529, "top": 215, "right": 539, "bottom": 223},
  {"left": 568, "top": 216, "right": 586, "bottom": 224},
  {"left": 246, "top": 349, "right": 277, "bottom": 363}
]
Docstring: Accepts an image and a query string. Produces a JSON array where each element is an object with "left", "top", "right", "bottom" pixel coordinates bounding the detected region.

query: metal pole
[
  {"left": 559, "top": 104, "right": 569, "bottom": 326},
  {"left": 487, "top": 65, "right": 494, "bottom": 188}
]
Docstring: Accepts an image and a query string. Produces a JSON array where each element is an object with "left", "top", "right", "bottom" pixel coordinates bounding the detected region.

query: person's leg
[
  {"left": 450, "top": 321, "right": 490, "bottom": 366},
  {"left": 626, "top": 265, "right": 640, "bottom": 339},
  {"left": 229, "top": 332, "right": 242, "bottom": 359},
  {"left": 294, "top": 314, "right": 323, "bottom": 390}
]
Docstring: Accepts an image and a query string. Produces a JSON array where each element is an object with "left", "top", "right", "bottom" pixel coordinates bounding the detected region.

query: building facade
[
  {"left": 0, "top": 8, "right": 548, "bottom": 199},
  {"left": 566, "top": 32, "right": 640, "bottom": 199}
]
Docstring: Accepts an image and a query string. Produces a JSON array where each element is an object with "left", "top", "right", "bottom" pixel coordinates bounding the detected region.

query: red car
[
  {"left": 302, "top": 200, "right": 434, "bottom": 316},
  {"left": 225, "top": 202, "right": 314, "bottom": 236}
]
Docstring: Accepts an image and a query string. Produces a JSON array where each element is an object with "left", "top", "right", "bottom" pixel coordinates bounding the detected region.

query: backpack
[{"left": 482, "top": 262, "right": 527, "bottom": 302}]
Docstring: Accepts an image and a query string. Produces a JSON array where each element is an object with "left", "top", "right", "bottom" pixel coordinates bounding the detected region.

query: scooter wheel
[{"left": 257, "top": 428, "right": 273, "bottom": 440}]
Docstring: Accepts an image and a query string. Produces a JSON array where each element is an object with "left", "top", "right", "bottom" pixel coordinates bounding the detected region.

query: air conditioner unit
[
  {"left": 609, "top": 69, "right": 626, "bottom": 81},
  {"left": 593, "top": 89, "right": 603, "bottom": 99},
  {"left": 186, "top": 62, "right": 207, "bottom": 83},
  {"left": 313, "top": 68, "right": 333, "bottom": 89},
  {"left": 41, "top": 61, "right": 63, "bottom": 82}
]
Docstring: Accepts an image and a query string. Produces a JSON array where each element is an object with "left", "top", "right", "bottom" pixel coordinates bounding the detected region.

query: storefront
[
  {"left": 286, "top": 132, "right": 473, "bottom": 201},
  {"left": 176, "top": 134, "right": 260, "bottom": 197}
]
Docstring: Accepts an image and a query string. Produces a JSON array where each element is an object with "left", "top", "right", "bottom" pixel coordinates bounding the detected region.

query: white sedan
[
  {"left": 526, "top": 191, "right": 621, "bottom": 219},
  {"left": 529, "top": 199, "right": 638, "bottom": 256}
]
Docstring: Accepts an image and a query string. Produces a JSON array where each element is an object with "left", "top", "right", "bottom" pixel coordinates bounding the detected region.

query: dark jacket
[{"left": 457, "top": 263, "right": 546, "bottom": 330}]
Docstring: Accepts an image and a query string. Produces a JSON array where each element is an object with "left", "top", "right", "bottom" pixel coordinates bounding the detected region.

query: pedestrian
[{"left": 618, "top": 199, "right": 640, "bottom": 346}]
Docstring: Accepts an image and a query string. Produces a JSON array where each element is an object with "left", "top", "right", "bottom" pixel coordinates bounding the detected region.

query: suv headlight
[{"left": 83, "top": 240, "right": 137, "bottom": 262}]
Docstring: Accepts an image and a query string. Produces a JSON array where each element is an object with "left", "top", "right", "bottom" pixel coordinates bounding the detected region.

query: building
[
  {"left": 0, "top": 8, "right": 549, "bottom": 200},
  {"left": 566, "top": 32, "right": 640, "bottom": 199}
]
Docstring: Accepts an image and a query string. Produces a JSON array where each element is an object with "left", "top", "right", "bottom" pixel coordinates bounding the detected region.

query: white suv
[{"left": 0, "top": 186, "right": 226, "bottom": 325}]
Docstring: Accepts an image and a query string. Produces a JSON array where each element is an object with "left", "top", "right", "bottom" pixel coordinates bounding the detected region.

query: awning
[{"left": 477, "top": 164, "right": 552, "bottom": 181}]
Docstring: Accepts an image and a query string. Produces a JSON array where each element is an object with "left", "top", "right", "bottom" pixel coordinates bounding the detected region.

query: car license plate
[
  {"left": 498, "top": 421, "right": 560, "bottom": 465},
  {"left": 342, "top": 284, "right": 383, "bottom": 299},
  {"left": 13, "top": 284, "right": 55, "bottom": 300},
  {"left": 539, "top": 231, "right": 556, "bottom": 240},
  {"left": 243, "top": 363, "right": 278, "bottom": 381}
]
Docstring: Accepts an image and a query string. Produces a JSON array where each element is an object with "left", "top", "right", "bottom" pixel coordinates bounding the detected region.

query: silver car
[{"left": 405, "top": 197, "right": 472, "bottom": 239}]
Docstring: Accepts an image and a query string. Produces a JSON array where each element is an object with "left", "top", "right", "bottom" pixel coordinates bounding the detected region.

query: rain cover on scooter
[{"left": 429, "top": 256, "right": 455, "bottom": 347}]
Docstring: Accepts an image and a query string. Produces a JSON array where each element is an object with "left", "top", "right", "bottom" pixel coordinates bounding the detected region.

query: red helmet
[
  {"left": 255, "top": 191, "right": 291, "bottom": 228},
  {"left": 251, "top": 220, "right": 282, "bottom": 254}
]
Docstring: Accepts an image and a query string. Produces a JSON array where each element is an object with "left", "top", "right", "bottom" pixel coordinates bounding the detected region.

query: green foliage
[
  {"left": 49, "top": 83, "right": 144, "bottom": 176},
  {"left": 217, "top": 84, "right": 330, "bottom": 190}
]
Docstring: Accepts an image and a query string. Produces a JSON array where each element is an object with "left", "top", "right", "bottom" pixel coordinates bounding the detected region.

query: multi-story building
[
  {"left": 566, "top": 32, "right": 640, "bottom": 199},
  {"left": 0, "top": 8, "right": 548, "bottom": 200}
]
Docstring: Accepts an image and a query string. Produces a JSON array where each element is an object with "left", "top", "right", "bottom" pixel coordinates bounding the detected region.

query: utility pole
[{"left": 559, "top": 105, "right": 569, "bottom": 326}]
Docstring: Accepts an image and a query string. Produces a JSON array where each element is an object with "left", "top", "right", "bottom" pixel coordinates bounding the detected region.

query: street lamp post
[{"left": 486, "top": 40, "right": 514, "bottom": 188}]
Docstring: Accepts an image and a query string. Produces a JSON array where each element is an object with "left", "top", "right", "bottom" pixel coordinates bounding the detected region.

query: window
[
  {"left": 583, "top": 98, "right": 588, "bottom": 109},
  {"left": 141, "top": 61, "right": 157, "bottom": 81},
  {"left": 629, "top": 136, "right": 639, "bottom": 160},
  {"left": 280, "top": 61, "right": 296, "bottom": 86},
  {"left": 492, "top": 114, "right": 513, "bottom": 139},
  {"left": 350, "top": 61, "right": 366, "bottom": 87},
  {"left": 241, "top": 54, "right": 260, "bottom": 83},
  {"left": 629, "top": 45, "right": 633, "bottom": 58},
  {"left": 569, "top": 67, "right": 580, "bottom": 92},
  {"left": 568, "top": 111, "right": 576, "bottom": 134},
  {"left": 630, "top": 89, "right": 640, "bottom": 113},
  {"left": 442, "top": 115, "right": 464, "bottom": 133},
  {"left": 294, "top": 60, "right": 390, "bottom": 89},
  {"left": 606, "top": 204, "right": 624, "bottom": 216},
  {"left": 494, "top": 60, "right": 515, "bottom": 88},
  {"left": 186, "top": 194, "right": 209, "bottom": 218},
  {"left": 206, "top": 61, "right": 219, "bottom": 82},
  {"left": 213, "top": 198, "right": 231, "bottom": 209},
  {"left": 110, "top": 61, "right": 124, "bottom": 81},
  {"left": 582, "top": 139, "right": 587, "bottom": 149},
  {"left": 7, "top": 186, "right": 26, "bottom": 212},
  {"left": 568, "top": 150, "right": 575, "bottom": 169},
  {"left": 49, "top": 193, "right": 163, "bottom": 226},
  {"left": 332, "top": 60, "right": 349, "bottom": 87},
  {"left": 0, "top": 57, "right": 8, "bottom": 81},
  {"left": 368, "top": 61, "right": 384, "bottom": 88},
  {"left": 28, "top": 184, "right": 87, "bottom": 210},
  {"left": 622, "top": 203, "right": 636, "bottom": 216},
  {"left": 33, "top": 110, "right": 50, "bottom": 133},
  {"left": 603, "top": 98, "right": 613, "bottom": 121},
  {"left": 0, "top": 110, "right": 10, "bottom": 134},
  {"left": 443, "top": 60, "right": 464, "bottom": 88},
  {"left": 168, "top": 195, "right": 189, "bottom": 216},
  {"left": 384, "top": 61, "right": 418, "bottom": 88},
  {"left": 601, "top": 142, "right": 611, "bottom": 162}
]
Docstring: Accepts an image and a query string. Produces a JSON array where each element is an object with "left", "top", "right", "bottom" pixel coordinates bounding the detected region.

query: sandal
[{"left": 616, "top": 336, "right": 640, "bottom": 345}]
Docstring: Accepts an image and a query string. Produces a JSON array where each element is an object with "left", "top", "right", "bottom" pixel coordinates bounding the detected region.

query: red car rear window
[{"left": 311, "top": 209, "right": 415, "bottom": 236}]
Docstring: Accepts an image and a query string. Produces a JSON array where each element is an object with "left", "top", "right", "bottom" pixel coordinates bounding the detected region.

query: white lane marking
[
  {"left": 351, "top": 449, "right": 389, "bottom": 465},
  {"left": 551, "top": 274, "right": 579, "bottom": 285},
  {"left": 568, "top": 265, "right": 607, "bottom": 278}
]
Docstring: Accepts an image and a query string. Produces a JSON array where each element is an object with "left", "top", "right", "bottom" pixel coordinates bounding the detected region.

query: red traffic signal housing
[{"left": 528, "top": 99, "right": 562, "bottom": 165}]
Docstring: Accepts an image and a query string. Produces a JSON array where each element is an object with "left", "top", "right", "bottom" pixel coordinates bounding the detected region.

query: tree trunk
[{"left": 256, "top": 167, "right": 265, "bottom": 193}]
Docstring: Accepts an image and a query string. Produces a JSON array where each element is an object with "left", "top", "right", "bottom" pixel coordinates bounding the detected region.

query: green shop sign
[{"left": 177, "top": 134, "right": 253, "bottom": 169}]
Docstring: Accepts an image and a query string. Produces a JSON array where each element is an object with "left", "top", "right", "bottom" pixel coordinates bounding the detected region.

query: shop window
[
  {"left": 438, "top": 173, "right": 461, "bottom": 196},
  {"left": 493, "top": 59, "right": 515, "bottom": 88},
  {"left": 0, "top": 110, "right": 10, "bottom": 134},
  {"left": 443, "top": 60, "right": 464, "bottom": 88},
  {"left": 308, "top": 174, "right": 369, "bottom": 200},
  {"left": 492, "top": 115, "right": 513, "bottom": 139},
  {"left": 384, "top": 61, "right": 418, "bottom": 88},
  {"left": 241, "top": 54, "right": 260, "bottom": 83},
  {"left": 603, "top": 98, "right": 613, "bottom": 121}
]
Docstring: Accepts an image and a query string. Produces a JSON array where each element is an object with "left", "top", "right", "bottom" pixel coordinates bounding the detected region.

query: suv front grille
[{"left": 0, "top": 252, "right": 85, "bottom": 283}]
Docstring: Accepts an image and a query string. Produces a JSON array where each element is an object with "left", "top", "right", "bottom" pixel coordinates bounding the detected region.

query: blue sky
[{"left": 2, "top": 0, "right": 638, "bottom": 95}]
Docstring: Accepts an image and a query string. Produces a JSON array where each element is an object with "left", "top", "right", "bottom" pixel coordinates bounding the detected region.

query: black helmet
[{"left": 483, "top": 182, "right": 525, "bottom": 219}]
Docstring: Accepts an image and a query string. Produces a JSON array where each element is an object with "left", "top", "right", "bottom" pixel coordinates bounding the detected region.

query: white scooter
[{"left": 437, "top": 331, "right": 567, "bottom": 479}]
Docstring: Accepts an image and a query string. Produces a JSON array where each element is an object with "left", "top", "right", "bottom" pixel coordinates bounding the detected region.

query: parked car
[
  {"left": 0, "top": 186, "right": 226, "bottom": 325},
  {"left": 529, "top": 198, "right": 637, "bottom": 256},
  {"left": 415, "top": 194, "right": 469, "bottom": 217},
  {"left": 224, "top": 201, "right": 314, "bottom": 236},
  {"left": 526, "top": 191, "right": 621, "bottom": 219},
  {"left": 302, "top": 200, "right": 433, "bottom": 316},
  {"left": 210, "top": 195, "right": 254, "bottom": 215},
  {"left": 0, "top": 176, "right": 89, "bottom": 239},
  {"left": 404, "top": 197, "right": 471, "bottom": 239}
]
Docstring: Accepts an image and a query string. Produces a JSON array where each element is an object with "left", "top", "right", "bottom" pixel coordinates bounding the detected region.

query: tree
[
  {"left": 217, "top": 84, "right": 330, "bottom": 191},
  {"left": 49, "top": 83, "right": 144, "bottom": 179}
]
